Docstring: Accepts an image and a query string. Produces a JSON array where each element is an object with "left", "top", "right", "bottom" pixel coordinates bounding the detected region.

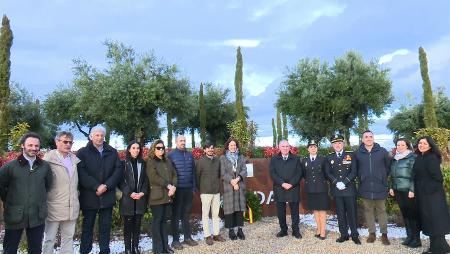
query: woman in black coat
[
  {"left": 413, "top": 136, "right": 450, "bottom": 254},
  {"left": 303, "top": 140, "right": 330, "bottom": 240},
  {"left": 119, "top": 140, "right": 149, "bottom": 254}
]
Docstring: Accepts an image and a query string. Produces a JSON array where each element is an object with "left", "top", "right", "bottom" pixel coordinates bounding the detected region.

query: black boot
[
  {"left": 237, "top": 227, "right": 245, "bottom": 240},
  {"left": 402, "top": 218, "right": 412, "bottom": 245},
  {"left": 229, "top": 228, "right": 237, "bottom": 240},
  {"left": 407, "top": 219, "right": 422, "bottom": 248}
]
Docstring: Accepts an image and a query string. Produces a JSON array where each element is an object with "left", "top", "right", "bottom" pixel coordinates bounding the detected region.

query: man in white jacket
[{"left": 43, "top": 131, "right": 80, "bottom": 254}]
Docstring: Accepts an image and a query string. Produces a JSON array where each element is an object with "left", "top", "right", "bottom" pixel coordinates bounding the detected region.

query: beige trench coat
[{"left": 44, "top": 150, "right": 81, "bottom": 221}]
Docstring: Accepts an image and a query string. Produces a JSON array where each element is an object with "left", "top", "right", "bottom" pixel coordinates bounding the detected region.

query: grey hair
[
  {"left": 54, "top": 131, "right": 74, "bottom": 141},
  {"left": 90, "top": 125, "right": 106, "bottom": 135},
  {"left": 278, "top": 140, "right": 290, "bottom": 146}
]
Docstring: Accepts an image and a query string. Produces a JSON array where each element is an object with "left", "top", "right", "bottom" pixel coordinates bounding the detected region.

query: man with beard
[{"left": 0, "top": 132, "right": 53, "bottom": 254}]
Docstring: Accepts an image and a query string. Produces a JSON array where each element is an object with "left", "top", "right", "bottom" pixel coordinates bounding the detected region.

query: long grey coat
[{"left": 220, "top": 154, "right": 247, "bottom": 215}]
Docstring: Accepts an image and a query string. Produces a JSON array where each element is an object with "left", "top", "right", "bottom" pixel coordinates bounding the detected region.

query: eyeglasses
[
  {"left": 155, "top": 146, "right": 165, "bottom": 151},
  {"left": 59, "top": 140, "right": 74, "bottom": 145}
]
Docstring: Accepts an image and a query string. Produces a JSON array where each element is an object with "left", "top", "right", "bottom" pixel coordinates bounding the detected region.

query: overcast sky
[{"left": 2, "top": 0, "right": 450, "bottom": 148}]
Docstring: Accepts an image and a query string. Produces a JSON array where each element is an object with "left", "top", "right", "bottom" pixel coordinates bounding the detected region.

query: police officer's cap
[
  {"left": 307, "top": 140, "right": 318, "bottom": 147},
  {"left": 331, "top": 134, "right": 344, "bottom": 143}
]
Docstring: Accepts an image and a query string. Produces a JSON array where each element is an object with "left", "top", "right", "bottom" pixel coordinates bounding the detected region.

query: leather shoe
[
  {"left": 352, "top": 236, "right": 361, "bottom": 245},
  {"left": 318, "top": 235, "right": 326, "bottom": 240},
  {"left": 205, "top": 236, "right": 213, "bottom": 245},
  {"left": 229, "top": 229, "right": 237, "bottom": 240},
  {"left": 336, "top": 235, "right": 349, "bottom": 243},
  {"left": 366, "top": 233, "right": 376, "bottom": 243},
  {"left": 171, "top": 241, "right": 183, "bottom": 250},
  {"left": 293, "top": 231, "right": 302, "bottom": 239},
  {"left": 183, "top": 238, "right": 199, "bottom": 246},
  {"left": 276, "top": 231, "right": 288, "bottom": 237},
  {"left": 213, "top": 235, "right": 226, "bottom": 242}
]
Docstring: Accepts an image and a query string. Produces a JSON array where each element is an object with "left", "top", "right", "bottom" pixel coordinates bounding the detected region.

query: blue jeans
[{"left": 80, "top": 208, "right": 113, "bottom": 254}]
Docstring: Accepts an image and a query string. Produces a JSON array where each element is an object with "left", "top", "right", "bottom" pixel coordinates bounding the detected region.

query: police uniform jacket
[
  {"left": 303, "top": 155, "right": 328, "bottom": 193},
  {"left": 325, "top": 151, "right": 357, "bottom": 197}
]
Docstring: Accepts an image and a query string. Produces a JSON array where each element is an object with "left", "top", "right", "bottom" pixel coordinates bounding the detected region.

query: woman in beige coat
[{"left": 42, "top": 131, "right": 81, "bottom": 254}]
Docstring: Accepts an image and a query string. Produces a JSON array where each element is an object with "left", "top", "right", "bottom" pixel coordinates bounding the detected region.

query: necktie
[
  {"left": 312, "top": 157, "right": 315, "bottom": 161},
  {"left": 338, "top": 153, "right": 341, "bottom": 158}
]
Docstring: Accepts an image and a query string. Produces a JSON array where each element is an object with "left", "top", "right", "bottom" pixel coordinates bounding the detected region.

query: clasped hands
[
  {"left": 130, "top": 192, "right": 145, "bottom": 200},
  {"left": 230, "top": 177, "right": 240, "bottom": 191},
  {"left": 96, "top": 184, "right": 107, "bottom": 196},
  {"left": 167, "top": 184, "right": 176, "bottom": 197},
  {"left": 336, "top": 181, "right": 346, "bottom": 190},
  {"left": 281, "top": 183, "right": 293, "bottom": 190}
]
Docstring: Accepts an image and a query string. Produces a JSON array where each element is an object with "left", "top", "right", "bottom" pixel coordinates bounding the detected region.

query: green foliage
[
  {"left": 9, "top": 83, "right": 57, "bottom": 148},
  {"left": 227, "top": 119, "right": 257, "bottom": 153},
  {"left": 276, "top": 108, "right": 282, "bottom": 144},
  {"left": 245, "top": 191, "right": 262, "bottom": 222},
  {"left": 199, "top": 83, "right": 206, "bottom": 146},
  {"left": 272, "top": 118, "right": 276, "bottom": 147},
  {"left": 234, "top": 47, "right": 245, "bottom": 122},
  {"left": 419, "top": 47, "right": 438, "bottom": 128},
  {"left": 415, "top": 127, "right": 450, "bottom": 157},
  {"left": 0, "top": 15, "right": 13, "bottom": 152},
  {"left": 282, "top": 112, "right": 288, "bottom": 140},
  {"left": 388, "top": 88, "right": 450, "bottom": 141},
  {"left": 442, "top": 164, "right": 450, "bottom": 206},
  {"left": 278, "top": 52, "right": 393, "bottom": 142},
  {"left": 8, "top": 122, "right": 29, "bottom": 151}
]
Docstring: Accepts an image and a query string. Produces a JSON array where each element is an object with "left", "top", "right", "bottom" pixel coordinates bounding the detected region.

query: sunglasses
[
  {"left": 59, "top": 140, "right": 74, "bottom": 145},
  {"left": 155, "top": 146, "right": 165, "bottom": 151}
]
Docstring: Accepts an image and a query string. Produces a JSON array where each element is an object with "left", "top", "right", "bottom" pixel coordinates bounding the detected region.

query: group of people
[
  {"left": 0, "top": 127, "right": 248, "bottom": 254},
  {"left": 270, "top": 131, "right": 450, "bottom": 254},
  {"left": 0, "top": 127, "right": 448, "bottom": 254}
]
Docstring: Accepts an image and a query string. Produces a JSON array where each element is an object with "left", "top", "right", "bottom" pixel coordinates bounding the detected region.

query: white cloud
[
  {"left": 214, "top": 64, "right": 280, "bottom": 96},
  {"left": 220, "top": 39, "right": 261, "bottom": 48},
  {"left": 250, "top": 0, "right": 289, "bottom": 21},
  {"left": 378, "top": 49, "right": 410, "bottom": 65}
]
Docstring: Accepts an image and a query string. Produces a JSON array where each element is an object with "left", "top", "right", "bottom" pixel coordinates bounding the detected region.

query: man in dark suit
[
  {"left": 269, "top": 140, "right": 303, "bottom": 239},
  {"left": 325, "top": 135, "right": 360, "bottom": 244}
]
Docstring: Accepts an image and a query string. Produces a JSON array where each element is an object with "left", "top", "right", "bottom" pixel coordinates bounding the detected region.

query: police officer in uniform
[
  {"left": 303, "top": 140, "right": 329, "bottom": 240},
  {"left": 324, "top": 135, "right": 361, "bottom": 244}
]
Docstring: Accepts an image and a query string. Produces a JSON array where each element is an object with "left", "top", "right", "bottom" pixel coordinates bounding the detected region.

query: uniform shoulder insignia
[{"left": 345, "top": 151, "right": 353, "bottom": 153}]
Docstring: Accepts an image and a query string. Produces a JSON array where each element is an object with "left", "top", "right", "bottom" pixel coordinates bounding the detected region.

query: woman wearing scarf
[
  {"left": 388, "top": 138, "right": 421, "bottom": 248},
  {"left": 220, "top": 138, "right": 248, "bottom": 240}
]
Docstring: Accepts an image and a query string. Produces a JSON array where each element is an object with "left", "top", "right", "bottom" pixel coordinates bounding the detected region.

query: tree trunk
[
  {"left": 343, "top": 128, "right": 351, "bottom": 147},
  {"left": 191, "top": 128, "right": 195, "bottom": 148},
  {"left": 167, "top": 113, "right": 173, "bottom": 148},
  {"left": 105, "top": 125, "right": 111, "bottom": 144}
]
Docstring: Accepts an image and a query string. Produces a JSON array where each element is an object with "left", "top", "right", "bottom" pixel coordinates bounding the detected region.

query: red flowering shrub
[
  {"left": 191, "top": 147, "right": 204, "bottom": 160},
  {"left": 263, "top": 146, "right": 299, "bottom": 158},
  {"left": 118, "top": 147, "right": 150, "bottom": 161}
]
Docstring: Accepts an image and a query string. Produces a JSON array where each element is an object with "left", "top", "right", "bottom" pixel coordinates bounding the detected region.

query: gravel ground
[{"left": 165, "top": 216, "right": 442, "bottom": 254}]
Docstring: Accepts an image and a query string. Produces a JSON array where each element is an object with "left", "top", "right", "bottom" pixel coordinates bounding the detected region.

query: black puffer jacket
[{"left": 353, "top": 143, "right": 391, "bottom": 200}]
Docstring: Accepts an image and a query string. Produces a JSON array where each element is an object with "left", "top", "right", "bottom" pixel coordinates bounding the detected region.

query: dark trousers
[
  {"left": 123, "top": 214, "right": 142, "bottom": 250},
  {"left": 171, "top": 187, "right": 193, "bottom": 242},
  {"left": 394, "top": 190, "right": 418, "bottom": 225},
  {"left": 276, "top": 201, "right": 300, "bottom": 233},
  {"left": 3, "top": 224, "right": 44, "bottom": 254},
  {"left": 224, "top": 211, "right": 244, "bottom": 228},
  {"left": 335, "top": 196, "right": 358, "bottom": 237},
  {"left": 151, "top": 204, "right": 170, "bottom": 253},
  {"left": 430, "top": 235, "right": 450, "bottom": 253},
  {"left": 80, "top": 207, "right": 113, "bottom": 254}
]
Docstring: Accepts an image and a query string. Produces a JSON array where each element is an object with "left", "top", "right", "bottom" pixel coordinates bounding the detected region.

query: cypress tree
[
  {"left": 276, "top": 108, "right": 282, "bottom": 144},
  {"left": 418, "top": 47, "right": 438, "bottom": 128},
  {"left": 0, "top": 15, "right": 13, "bottom": 152},
  {"left": 199, "top": 83, "right": 206, "bottom": 146},
  {"left": 234, "top": 47, "right": 245, "bottom": 122},
  {"left": 272, "top": 118, "right": 276, "bottom": 147},
  {"left": 282, "top": 112, "right": 288, "bottom": 140}
]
